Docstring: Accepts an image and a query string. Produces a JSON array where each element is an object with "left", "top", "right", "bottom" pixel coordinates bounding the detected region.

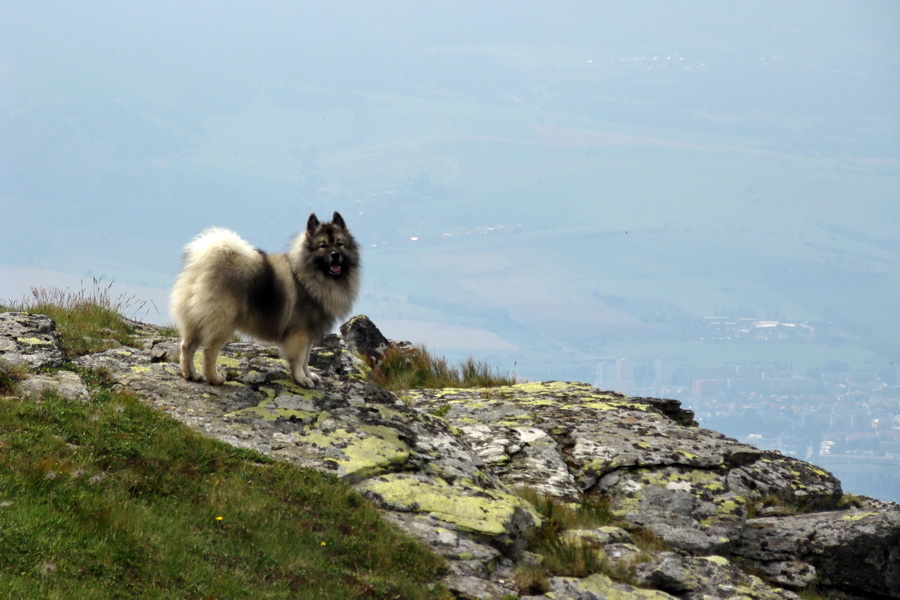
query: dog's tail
[{"left": 181, "top": 227, "right": 258, "bottom": 269}]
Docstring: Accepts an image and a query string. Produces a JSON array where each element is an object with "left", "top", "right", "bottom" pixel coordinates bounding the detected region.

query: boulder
[
  {"left": 0, "top": 312, "right": 65, "bottom": 370},
  {"left": 634, "top": 553, "right": 803, "bottom": 600},
  {"left": 18, "top": 370, "right": 90, "bottom": 401},
  {"left": 339, "top": 314, "right": 392, "bottom": 364},
  {"left": 734, "top": 506, "right": 900, "bottom": 597}
]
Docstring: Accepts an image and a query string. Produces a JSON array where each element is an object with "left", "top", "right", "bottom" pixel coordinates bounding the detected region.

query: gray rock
[
  {"left": 461, "top": 423, "right": 581, "bottom": 501},
  {"left": 634, "top": 552, "right": 698, "bottom": 594},
  {"left": 524, "top": 573, "right": 678, "bottom": 600},
  {"left": 562, "top": 526, "right": 633, "bottom": 547},
  {"left": 635, "top": 553, "right": 803, "bottom": 600},
  {"left": 18, "top": 370, "right": 89, "bottom": 401},
  {"left": 735, "top": 508, "right": 900, "bottom": 597},
  {"left": 0, "top": 312, "right": 65, "bottom": 369},
  {"left": 761, "top": 561, "right": 817, "bottom": 589},
  {"left": 408, "top": 381, "right": 844, "bottom": 557},
  {"left": 339, "top": 314, "right": 392, "bottom": 364}
]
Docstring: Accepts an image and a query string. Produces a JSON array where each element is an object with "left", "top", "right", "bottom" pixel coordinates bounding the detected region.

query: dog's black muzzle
[{"left": 328, "top": 252, "right": 343, "bottom": 276}]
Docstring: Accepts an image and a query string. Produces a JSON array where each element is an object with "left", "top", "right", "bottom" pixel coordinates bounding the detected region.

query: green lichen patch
[
  {"left": 216, "top": 355, "right": 241, "bottom": 368},
  {"left": 407, "top": 381, "right": 653, "bottom": 420},
  {"left": 190, "top": 353, "right": 243, "bottom": 373},
  {"left": 335, "top": 426, "right": 412, "bottom": 481},
  {"left": 361, "top": 473, "right": 539, "bottom": 538},
  {"left": 16, "top": 336, "right": 53, "bottom": 346},
  {"left": 607, "top": 466, "right": 750, "bottom": 531},
  {"left": 840, "top": 511, "right": 878, "bottom": 521},
  {"left": 285, "top": 424, "right": 413, "bottom": 482},
  {"left": 701, "top": 555, "right": 730, "bottom": 567},
  {"left": 574, "top": 573, "right": 677, "bottom": 600}
]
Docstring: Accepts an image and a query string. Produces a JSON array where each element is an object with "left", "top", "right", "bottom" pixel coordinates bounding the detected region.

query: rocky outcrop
[
  {"left": 406, "top": 382, "right": 845, "bottom": 556},
  {"left": 2, "top": 311, "right": 899, "bottom": 600},
  {"left": 0, "top": 312, "right": 65, "bottom": 370},
  {"left": 734, "top": 507, "right": 900, "bottom": 596}
]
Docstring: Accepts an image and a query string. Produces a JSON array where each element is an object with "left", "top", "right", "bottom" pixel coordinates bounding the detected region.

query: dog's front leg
[{"left": 282, "top": 331, "right": 319, "bottom": 388}]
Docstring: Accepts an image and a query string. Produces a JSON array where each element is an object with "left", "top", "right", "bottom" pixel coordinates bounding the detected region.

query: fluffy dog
[{"left": 170, "top": 211, "right": 360, "bottom": 387}]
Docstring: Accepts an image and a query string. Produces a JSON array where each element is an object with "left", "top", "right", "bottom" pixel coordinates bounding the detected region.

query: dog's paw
[
  {"left": 206, "top": 373, "right": 225, "bottom": 386},
  {"left": 293, "top": 374, "right": 317, "bottom": 388},
  {"left": 181, "top": 370, "right": 202, "bottom": 383},
  {"left": 292, "top": 370, "right": 320, "bottom": 388}
]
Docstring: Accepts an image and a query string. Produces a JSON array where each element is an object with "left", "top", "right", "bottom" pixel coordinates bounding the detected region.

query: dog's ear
[
  {"left": 332, "top": 211, "right": 346, "bottom": 229},
  {"left": 307, "top": 213, "right": 320, "bottom": 234}
]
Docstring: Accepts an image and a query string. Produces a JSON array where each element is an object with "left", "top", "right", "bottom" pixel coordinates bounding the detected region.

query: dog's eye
[
  {"left": 319, "top": 243, "right": 328, "bottom": 249},
  {"left": 337, "top": 242, "right": 344, "bottom": 247}
]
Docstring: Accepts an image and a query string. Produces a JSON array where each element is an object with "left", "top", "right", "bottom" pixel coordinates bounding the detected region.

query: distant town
[{"left": 594, "top": 316, "right": 900, "bottom": 503}]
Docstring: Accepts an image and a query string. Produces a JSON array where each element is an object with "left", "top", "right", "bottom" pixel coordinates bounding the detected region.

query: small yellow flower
[
  {"left": 216, "top": 516, "right": 224, "bottom": 521},
  {"left": 320, "top": 541, "right": 327, "bottom": 546}
]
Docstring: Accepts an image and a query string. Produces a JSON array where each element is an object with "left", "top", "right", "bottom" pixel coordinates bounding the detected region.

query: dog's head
[{"left": 306, "top": 211, "right": 358, "bottom": 278}]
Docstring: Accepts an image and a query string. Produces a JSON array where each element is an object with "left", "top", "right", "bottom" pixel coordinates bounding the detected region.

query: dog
[{"left": 170, "top": 211, "right": 360, "bottom": 387}]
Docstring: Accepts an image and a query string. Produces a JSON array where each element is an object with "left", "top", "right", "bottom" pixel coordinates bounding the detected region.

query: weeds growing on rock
[
  {"left": 796, "top": 586, "right": 828, "bottom": 600},
  {"left": 627, "top": 526, "right": 669, "bottom": 554},
  {"left": 3, "top": 280, "right": 145, "bottom": 356},
  {"left": 511, "top": 488, "right": 663, "bottom": 593},
  {"left": 837, "top": 493, "right": 864, "bottom": 509},
  {"left": 537, "top": 535, "right": 607, "bottom": 577},
  {"left": 370, "top": 344, "right": 516, "bottom": 390},
  {"left": 512, "top": 489, "right": 625, "bottom": 589},
  {"left": 745, "top": 492, "right": 806, "bottom": 518},
  {"left": 516, "top": 488, "right": 617, "bottom": 533},
  {"left": 511, "top": 563, "right": 549, "bottom": 594},
  {"left": 0, "top": 360, "right": 27, "bottom": 395}
]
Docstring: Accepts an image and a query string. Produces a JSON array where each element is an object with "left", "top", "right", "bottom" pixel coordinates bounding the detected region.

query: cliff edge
[{"left": 2, "top": 311, "right": 898, "bottom": 599}]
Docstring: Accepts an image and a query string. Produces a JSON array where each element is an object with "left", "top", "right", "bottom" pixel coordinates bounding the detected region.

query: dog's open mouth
[{"left": 329, "top": 265, "right": 342, "bottom": 276}]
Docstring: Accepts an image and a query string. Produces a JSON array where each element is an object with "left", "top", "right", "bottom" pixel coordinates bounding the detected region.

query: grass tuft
[
  {"left": 837, "top": 493, "right": 864, "bottom": 509},
  {"left": 2, "top": 280, "right": 147, "bottom": 356},
  {"left": 0, "top": 361, "right": 28, "bottom": 395},
  {"left": 512, "top": 488, "right": 656, "bottom": 592},
  {"left": 511, "top": 563, "right": 549, "bottom": 594},
  {"left": 516, "top": 488, "right": 617, "bottom": 536},
  {"left": 370, "top": 345, "right": 516, "bottom": 390},
  {"left": 537, "top": 535, "right": 606, "bottom": 577}
]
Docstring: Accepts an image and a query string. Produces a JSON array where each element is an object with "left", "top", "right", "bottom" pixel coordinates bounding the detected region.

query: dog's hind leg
[
  {"left": 179, "top": 331, "right": 202, "bottom": 381},
  {"left": 282, "top": 330, "right": 319, "bottom": 388},
  {"left": 201, "top": 333, "right": 231, "bottom": 386}
]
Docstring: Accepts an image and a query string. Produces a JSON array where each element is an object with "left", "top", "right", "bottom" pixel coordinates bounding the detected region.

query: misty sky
[{"left": 2, "top": 1, "right": 899, "bottom": 373}]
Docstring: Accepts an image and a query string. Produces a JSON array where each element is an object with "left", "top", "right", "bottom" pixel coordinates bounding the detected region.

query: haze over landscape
[{"left": 2, "top": 2, "right": 899, "bottom": 500}]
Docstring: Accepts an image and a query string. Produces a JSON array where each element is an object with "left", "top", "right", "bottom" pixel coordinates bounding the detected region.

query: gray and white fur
[{"left": 170, "top": 211, "right": 360, "bottom": 387}]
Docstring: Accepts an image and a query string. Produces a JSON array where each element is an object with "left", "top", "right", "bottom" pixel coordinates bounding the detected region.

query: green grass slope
[{"left": 0, "top": 293, "right": 448, "bottom": 600}]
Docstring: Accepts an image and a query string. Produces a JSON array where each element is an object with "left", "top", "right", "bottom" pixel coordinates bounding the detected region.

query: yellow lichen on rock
[
  {"left": 16, "top": 337, "right": 52, "bottom": 346},
  {"left": 336, "top": 426, "right": 411, "bottom": 479},
  {"left": 575, "top": 573, "right": 678, "bottom": 599},
  {"left": 360, "top": 473, "right": 539, "bottom": 537}
]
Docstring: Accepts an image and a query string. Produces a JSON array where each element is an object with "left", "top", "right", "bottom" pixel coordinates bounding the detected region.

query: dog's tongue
[{"left": 330, "top": 265, "right": 342, "bottom": 275}]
